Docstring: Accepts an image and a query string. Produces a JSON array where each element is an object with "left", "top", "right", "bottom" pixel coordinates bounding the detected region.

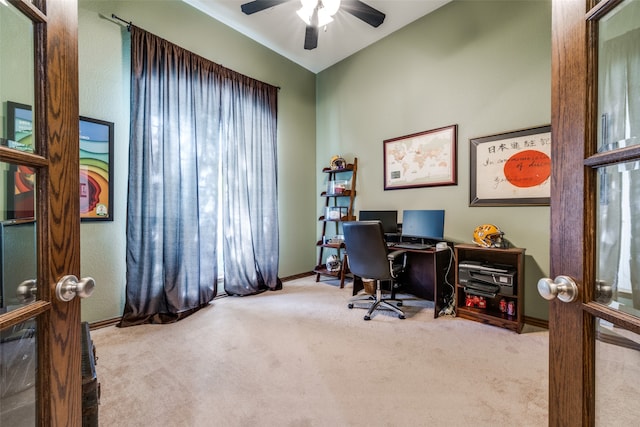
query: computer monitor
[
  {"left": 358, "top": 210, "right": 398, "bottom": 234},
  {"left": 401, "top": 210, "right": 445, "bottom": 241}
]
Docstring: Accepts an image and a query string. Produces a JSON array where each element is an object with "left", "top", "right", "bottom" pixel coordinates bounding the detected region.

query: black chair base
[
  {"left": 363, "top": 300, "right": 405, "bottom": 320},
  {"left": 348, "top": 281, "right": 405, "bottom": 320}
]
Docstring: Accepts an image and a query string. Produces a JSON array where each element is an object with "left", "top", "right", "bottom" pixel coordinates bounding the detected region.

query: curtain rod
[
  {"left": 111, "top": 14, "right": 132, "bottom": 30},
  {"left": 106, "top": 13, "right": 280, "bottom": 91}
]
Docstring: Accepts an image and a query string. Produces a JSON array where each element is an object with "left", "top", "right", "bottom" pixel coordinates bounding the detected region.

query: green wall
[
  {"left": 78, "top": 0, "right": 551, "bottom": 322},
  {"left": 316, "top": 0, "right": 552, "bottom": 320}
]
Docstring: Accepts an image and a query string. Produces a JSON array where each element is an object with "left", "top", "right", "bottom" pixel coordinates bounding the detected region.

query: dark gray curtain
[{"left": 120, "top": 26, "right": 281, "bottom": 327}]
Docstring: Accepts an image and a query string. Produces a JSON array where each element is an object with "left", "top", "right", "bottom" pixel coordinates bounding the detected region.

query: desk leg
[
  {"left": 352, "top": 275, "right": 363, "bottom": 296},
  {"left": 340, "top": 253, "right": 349, "bottom": 288}
]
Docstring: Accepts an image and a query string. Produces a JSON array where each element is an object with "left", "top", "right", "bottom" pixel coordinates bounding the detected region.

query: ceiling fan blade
[
  {"left": 341, "top": 0, "right": 386, "bottom": 28},
  {"left": 241, "top": 0, "right": 291, "bottom": 15},
  {"left": 304, "top": 25, "right": 319, "bottom": 50}
]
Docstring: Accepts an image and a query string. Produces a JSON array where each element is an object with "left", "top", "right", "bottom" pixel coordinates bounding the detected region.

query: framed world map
[{"left": 383, "top": 124, "right": 458, "bottom": 190}]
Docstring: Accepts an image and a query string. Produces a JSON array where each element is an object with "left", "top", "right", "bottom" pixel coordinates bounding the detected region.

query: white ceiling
[{"left": 182, "top": 0, "right": 452, "bottom": 73}]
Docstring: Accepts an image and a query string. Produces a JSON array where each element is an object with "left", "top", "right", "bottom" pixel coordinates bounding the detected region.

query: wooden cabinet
[
  {"left": 314, "top": 157, "right": 357, "bottom": 287},
  {"left": 454, "top": 244, "right": 525, "bottom": 333}
]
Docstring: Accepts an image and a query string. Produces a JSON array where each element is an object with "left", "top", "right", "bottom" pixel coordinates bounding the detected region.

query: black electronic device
[
  {"left": 458, "top": 260, "right": 516, "bottom": 296},
  {"left": 400, "top": 209, "right": 445, "bottom": 243},
  {"left": 358, "top": 210, "right": 398, "bottom": 234},
  {"left": 463, "top": 281, "right": 500, "bottom": 298}
]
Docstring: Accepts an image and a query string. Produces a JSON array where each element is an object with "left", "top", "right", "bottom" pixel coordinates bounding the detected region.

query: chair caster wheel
[
  {"left": 399, "top": 315, "right": 406, "bottom": 319},
  {"left": 397, "top": 302, "right": 403, "bottom": 307},
  {"left": 348, "top": 303, "right": 354, "bottom": 309},
  {"left": 364, "top": 315, "right": 371, "bottom": 321}
]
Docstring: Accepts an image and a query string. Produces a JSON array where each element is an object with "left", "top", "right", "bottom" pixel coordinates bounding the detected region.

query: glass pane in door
[
  {"left": 596, "top": 0, "right": 640, "bottom": 152},
  {"left": 0, "top": 1, "right": 35, "bottom": 154},
  {"left": 0, "top": 160, "right": 37, "bottom": 311},
  {"left": 595, "top": 317, "right": 640, "bottom": 425},
  {"left": 596, "top": 162, "right": 640, "bottom": 318},
  {"left": 595, "top": 0, "right": 640, "bottom": 318},
  {"left": 0, "top": 2, "right": 38, "bottom": 424},
  {"left": 0, "top": 318, "right": 37, "bottom": 426}
]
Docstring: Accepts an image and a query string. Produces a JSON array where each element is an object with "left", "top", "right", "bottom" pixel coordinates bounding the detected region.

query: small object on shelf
[
  {"left": 330, "top": 155, "right": 347, "bottom": 170},
  {"left": 326, "top": 255, "right": 342, "bottom": 272},
  {"left": 472, "top": 224, "right": 505, "bottom": 248},
  {"left": 328, "top": 235, "right": 344, "bottom": 244},
  {"left": 322, "top": 235, "right": 344, "bottom": 246},
  {"left": 326, "top": 206, "right": 347, "bottom": 220},
  {"left": 477, "top": 297, "right": 487, "bottom": 309},
  {"left": 507, "top": 301, "right": 516, "bottom": 316},
  {"left": 327, "top": 179, "right": 350, "bottom": 195},
  {"left": 464, "top": 294, "right": 487, "bottom": 308},
  {"left": 499, "top": 298, "right": 507, "bottom": 313}
]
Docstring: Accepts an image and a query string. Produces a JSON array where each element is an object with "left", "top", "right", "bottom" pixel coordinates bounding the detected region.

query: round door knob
[
  {"left": 56, "top": 275, "right": 96, "bottom": 302},
  {"left": 537, "top": 275, "right": 579, "bottom": 303},
  {"left": 16, "top": 279, "right": 37, "bottom": 302}
]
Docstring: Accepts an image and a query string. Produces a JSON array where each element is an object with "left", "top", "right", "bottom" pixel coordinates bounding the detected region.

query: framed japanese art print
[
  {"left": 384, "top": 124, "right": 457, "bottom": 190},
  {"left": 470, "top": 125, "right": 551, "bottom": 206}
]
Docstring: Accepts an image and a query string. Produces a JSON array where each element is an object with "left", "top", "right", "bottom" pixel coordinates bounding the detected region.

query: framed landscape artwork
[
  {"left": 469, "top": 125, "right": 551, "bottom": 206},
  {"left": 383, "top": 124, "right": 458, "bottom": 190}
]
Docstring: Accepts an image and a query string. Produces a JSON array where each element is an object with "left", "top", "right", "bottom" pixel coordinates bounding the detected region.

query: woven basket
[{"left": 362, "top": 279, "right": 376, "bottom": 294}]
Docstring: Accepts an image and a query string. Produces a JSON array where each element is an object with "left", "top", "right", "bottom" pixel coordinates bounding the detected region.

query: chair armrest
[
  {"left": 388, "top": 250, "right": 408, "bottom": 279},
  {"left": 387, "top": 250, "right": 407, "bottom": 261},
  {"left": 387, "top": 249, "right": 407, "bottom": 279}
]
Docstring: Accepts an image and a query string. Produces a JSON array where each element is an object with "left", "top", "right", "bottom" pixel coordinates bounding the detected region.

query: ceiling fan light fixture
[
  {"left": 322, "top": 0, "right": 341, "bottom": 16},
  {"left": 297, "top": 0, "right": 341, "bottom": 27}
]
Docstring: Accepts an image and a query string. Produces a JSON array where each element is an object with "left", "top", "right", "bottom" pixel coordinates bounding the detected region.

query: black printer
[{"left": 458, "top": 260, "right": 517, "bottom": 297}]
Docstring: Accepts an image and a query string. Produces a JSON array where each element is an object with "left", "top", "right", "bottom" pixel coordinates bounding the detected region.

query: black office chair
[{"left": 343, "top": 221, "right": 407, "bottom": 320}]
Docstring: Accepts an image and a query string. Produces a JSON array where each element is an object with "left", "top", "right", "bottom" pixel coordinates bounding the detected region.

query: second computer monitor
[
  {"left": 358, "top": 210, "right": 398, "bottom": 234},
  {"left": 401, "top": 209, "right": 445, "bottom": 241}
]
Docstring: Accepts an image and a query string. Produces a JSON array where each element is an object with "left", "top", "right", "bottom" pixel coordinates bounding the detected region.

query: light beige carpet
[{"left": 90, "top": 276, "right": 549, "bottom": 426}]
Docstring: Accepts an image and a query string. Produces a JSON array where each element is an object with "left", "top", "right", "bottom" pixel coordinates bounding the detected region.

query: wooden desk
[{"left": 351, "top": 244, "right": 455, "bottom": 318}]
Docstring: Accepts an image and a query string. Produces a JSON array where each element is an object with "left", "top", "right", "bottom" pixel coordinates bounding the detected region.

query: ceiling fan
[{"left": 240, "top": 0, "right": 386, "bottom": 50}]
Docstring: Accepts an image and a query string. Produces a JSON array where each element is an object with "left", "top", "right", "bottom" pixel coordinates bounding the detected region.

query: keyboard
[{"left": 394, "top": 242, "right": 433, "bottom": 250}]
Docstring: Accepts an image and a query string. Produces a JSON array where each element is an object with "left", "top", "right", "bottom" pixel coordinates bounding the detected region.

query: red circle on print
[{"left": 503, "top": 150, "right": 551, "bottom": 188}]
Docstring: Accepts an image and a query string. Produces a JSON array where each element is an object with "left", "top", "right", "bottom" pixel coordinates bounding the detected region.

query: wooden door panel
[
  {"left": 550, "top": 0, "right": 590, "bottom": 422},
  {"left": 550, "top": 0, "right": 640, "bottom": 425},
  {"left": 41, "top": 1, "right": 81, "bottom": 425},
  {"left": 0, "top": 0, "right": 80, "bottom": 425}
]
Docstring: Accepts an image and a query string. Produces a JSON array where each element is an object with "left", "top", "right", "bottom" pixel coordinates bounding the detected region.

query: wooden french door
[
  {"left": 0, "top": 0, "right": 82, "bottom": 426},
  {"left": 547, "top": 0, "right": 640, "bottom": 425}
]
